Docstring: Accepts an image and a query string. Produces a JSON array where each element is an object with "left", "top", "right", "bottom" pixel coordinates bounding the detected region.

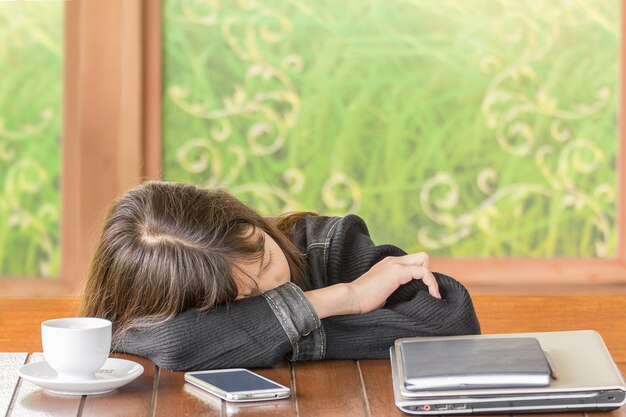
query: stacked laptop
[{"left": 390, "top": 330, "right": 626, "bottom": 415}]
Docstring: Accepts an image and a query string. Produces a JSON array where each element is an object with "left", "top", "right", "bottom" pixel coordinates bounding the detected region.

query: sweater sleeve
[
  {"left": 116, "top": 283, "right": 320, "bottom": 371},
  {"left": 322, "top": 273, "right": 481, "bottom": 359},
  {"left": 321, "top": 214, "right": 481, "bottom": 359}
]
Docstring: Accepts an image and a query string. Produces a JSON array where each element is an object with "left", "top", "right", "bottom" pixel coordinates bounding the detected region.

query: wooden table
[{"left": 1, "top": 295, "right": 625, "bottom": 417}]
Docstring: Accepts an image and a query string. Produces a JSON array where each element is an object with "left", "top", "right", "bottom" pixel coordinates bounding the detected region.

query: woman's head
[{"left": 80, "top": 181, "right": 304, "bottom": 340}]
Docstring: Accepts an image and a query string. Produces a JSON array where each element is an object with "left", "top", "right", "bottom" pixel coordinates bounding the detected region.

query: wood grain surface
[{"left": 0, "top": 296, "right": 625, "bottom": 416}]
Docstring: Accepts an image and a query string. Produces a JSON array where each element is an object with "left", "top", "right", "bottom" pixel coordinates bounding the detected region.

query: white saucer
[{"left": 18, "top": 358, "right": 144, "bottom": 396}]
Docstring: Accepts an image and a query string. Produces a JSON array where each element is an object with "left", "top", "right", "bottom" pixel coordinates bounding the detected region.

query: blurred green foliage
[
  {"left": 163, "top": 0, "right": 619, "bottom": 259},
  {"left": 0, "top": 2, "right": 62, "bottom": 277},
  {"left": 1, "top": 1, "right": 619, "bottom": 279}
]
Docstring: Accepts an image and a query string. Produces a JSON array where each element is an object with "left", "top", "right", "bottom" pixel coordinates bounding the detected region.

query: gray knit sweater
[{"left": 118, "top": 215, "right": 481, "bottom": 370}]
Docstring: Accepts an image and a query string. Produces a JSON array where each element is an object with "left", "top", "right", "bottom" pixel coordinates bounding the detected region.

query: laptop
[{"left": 391, "top": 330, "right": 626, "bottom": 414}]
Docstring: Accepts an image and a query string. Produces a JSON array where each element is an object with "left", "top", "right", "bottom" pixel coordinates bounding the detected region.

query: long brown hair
[{"left": 80, "top": 181, "right": 309, "bottom": 342}]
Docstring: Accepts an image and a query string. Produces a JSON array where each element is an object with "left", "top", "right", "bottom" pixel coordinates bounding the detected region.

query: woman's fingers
[
  {"left": 396, "top": 264, "right": 440, "bottom": 299},
  {"left": 418, "top": 268, "right": 441, "bottom": 299},
  {"left": 384, "top": 253, "right": 440, "bottom": 298},
  {"left": 396, "top": 252, "right": 430, "bottom": 268},
  {"left": 399, "top": 252, "right": 441, "bottom": 299},
  {"left": 380, "top": 259, "right": 441, "bottom": 299},
  {"left": 351, "top": 253, "right": 442, "bottom": 314}
]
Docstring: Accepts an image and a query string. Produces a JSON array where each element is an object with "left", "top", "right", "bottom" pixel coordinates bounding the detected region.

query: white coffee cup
[{"left": 41, "top": 317, "right": 112, "bottom": 381}]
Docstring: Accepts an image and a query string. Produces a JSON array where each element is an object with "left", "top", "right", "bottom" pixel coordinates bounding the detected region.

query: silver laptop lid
[{"left": 394, "top": 330, "right": 626, "bottom": 399}]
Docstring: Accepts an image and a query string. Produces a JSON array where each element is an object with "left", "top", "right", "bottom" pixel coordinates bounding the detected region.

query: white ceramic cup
[{"left": 41, "top": 317, "right": 112, "bottom": 381}]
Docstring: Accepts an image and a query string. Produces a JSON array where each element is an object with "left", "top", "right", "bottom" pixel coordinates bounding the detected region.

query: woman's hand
[
  {"left": 348, "top": 253, "right": 441, "bottom": 314},
  {"left": 305, "top": 252, "right": 441, "bottom": 319}
]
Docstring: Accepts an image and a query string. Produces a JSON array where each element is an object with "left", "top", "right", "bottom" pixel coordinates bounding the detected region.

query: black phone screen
[{"left": 193, "top": 370, "right": 284, "bottom": 392}]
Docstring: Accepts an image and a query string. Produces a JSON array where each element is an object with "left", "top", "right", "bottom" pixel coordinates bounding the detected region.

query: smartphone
[{"left": 184, "top": 368, "right": 291, "bottom": 402}]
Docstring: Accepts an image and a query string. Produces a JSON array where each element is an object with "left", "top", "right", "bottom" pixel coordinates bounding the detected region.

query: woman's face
[{"left": 232, "top": 229, "right": 291, "bottom": 299}]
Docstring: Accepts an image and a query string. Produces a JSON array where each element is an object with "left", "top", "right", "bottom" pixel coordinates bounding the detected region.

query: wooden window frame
[{"left": 1, "top": 0, "right": 624, "bottom": 297}]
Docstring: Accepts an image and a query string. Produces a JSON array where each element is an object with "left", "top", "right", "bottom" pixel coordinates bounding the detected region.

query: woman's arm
[
  {"left": 299, "top": 214, "right": 442, "bottom": 318},
  {"left": 117, "top": 255, "right": 443, "bottom": 371},
  {"left": 298, "top": 214, "right": 480, "bottom": 359},
  {"left": 322, "top": 273, "right": 481, "bottom": 360},
  {"left": 117, "top": 283, "right": 319, "bottom": 371},
  {"left": 305, "top": 252, "right": 441, "bottom": 319}
]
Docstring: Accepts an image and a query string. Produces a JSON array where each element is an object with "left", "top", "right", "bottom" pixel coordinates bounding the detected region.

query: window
[
  {"left": 3, "top": 1, "right": 622, "bottom": 296},
  {"left": 160, "top": 0, "right": 623, "bottom": 286}
]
